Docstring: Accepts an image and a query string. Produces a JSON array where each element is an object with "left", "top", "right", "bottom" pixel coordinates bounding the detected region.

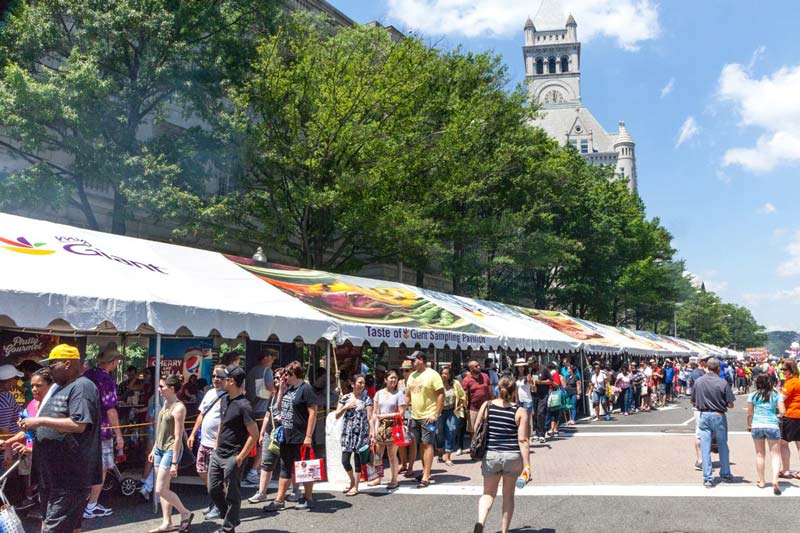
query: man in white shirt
[{"left": 188, "top": 364, "right": 226, "bottom": 519}]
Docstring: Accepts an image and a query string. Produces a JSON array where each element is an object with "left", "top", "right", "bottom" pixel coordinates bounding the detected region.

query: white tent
[{"left": 0, "top": 212, "right": 339, "bottom": 343}]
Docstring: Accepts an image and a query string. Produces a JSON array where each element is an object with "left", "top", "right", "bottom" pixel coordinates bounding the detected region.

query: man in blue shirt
[{"left": 664, "top": 360, "right": 675, "bottom": 404}]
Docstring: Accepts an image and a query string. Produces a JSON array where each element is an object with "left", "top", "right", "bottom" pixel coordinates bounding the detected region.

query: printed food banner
[
  {"left": 616, "top": 327, "right": 674, "bottom": 353},
  {"left": 573, "top": 319, "right": 663, "bottom": 356},
  {"left": 0, "top": 330, "right": 87, "bottom": 365},
  {"left": 227, "top": 258, "right": 498, "bottom": 349},
  {"left": 513, "top": 308, "right": 621, "bottom": 354}
]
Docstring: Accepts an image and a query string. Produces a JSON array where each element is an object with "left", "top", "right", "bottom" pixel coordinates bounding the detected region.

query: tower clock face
[{"left": 542, "top": 89, "right": 564, "bottom": 104}]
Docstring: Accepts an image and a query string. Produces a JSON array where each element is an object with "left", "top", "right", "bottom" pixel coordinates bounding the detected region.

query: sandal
[
  {"left": 445, "top": 460, "right": 453, "bottom": 467},
  {"left": 778, "top": 470, "right": 794, "bottom": 479},
  {"left": 342, "top": 484, "right": 354, "bottom": 493},
  {"left": 757, "top": 481, "right": 766, "bottom": 489},
  {"left": 416, "top": 479, "right": 430, "bottom": 489},
  {"left": 345, "top": 488, "right": 359, "bottom": 497},
  {"left": 148, "top": 526, "right": 178, "bottom": 533},
  {"left": 178, "top": 512, "right": 194, "bottom": 533},
  {"left": 403, "top": 469, "right": 417, "bottom": 478},
  {"left": 386, "top": 481, "right": 400, "bottom": 490},
  {"left": 367, "top": 479, "right": 382, "bottom": 486}
]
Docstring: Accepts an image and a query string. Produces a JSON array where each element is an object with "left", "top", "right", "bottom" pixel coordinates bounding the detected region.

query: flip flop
[
  {"left": 386, "top": 482, "right": 400, "bottom": 490},
  {"left": 416, "top": 479, "right": 430, "bottom": 489},
  {"left": 345, "top": 489, "right": 359, "bottom": 497},
  {"left": 778, "top": 471, "right": 794, "bottom": 479},
  {"left": 178, "top": 512, "right": 194, "bottom": 533}
]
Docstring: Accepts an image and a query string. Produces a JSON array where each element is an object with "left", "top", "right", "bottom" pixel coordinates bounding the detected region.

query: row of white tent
[{"left": 0, "top": 212, "right": 737, "bottom": 361}]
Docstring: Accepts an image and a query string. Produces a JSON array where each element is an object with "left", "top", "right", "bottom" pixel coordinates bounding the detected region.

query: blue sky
[{"left": 331, "top": 0, "right": 800, "bottom": 333}]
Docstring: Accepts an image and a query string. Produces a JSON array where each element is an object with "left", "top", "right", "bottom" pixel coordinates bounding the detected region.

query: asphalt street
[{"left": 23, "top": 395, "right": 797, "bottom": 533}]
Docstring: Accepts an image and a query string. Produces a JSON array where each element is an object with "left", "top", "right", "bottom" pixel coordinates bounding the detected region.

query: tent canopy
[{"left": 0, "top": 212, "right": 339, "bottom": 342}]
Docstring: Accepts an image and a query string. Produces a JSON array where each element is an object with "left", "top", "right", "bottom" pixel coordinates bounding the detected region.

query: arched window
[
  {"left": 536, "top": 58, "right": 544, "bottom": 75},
  {"left": 548, "top": 57, "right": 556, "bottom": 73},
  {"left": 561, "top": 56, "right": 569, "bottom": 73}
]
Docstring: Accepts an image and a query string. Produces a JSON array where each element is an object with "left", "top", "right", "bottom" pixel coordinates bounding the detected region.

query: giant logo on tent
[{"left": 0, "top": 236, "right": 55, "bottom": 255}]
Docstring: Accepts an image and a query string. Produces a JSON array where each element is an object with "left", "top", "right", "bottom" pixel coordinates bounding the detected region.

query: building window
[
  {"left": 536, "top": 58, "right": 544, "bottom": 74},
  {"left": 570, "top": 139, "right": 578, "bottom": 149},
  {"left": 580, "top": 139, "right": 589, "bottom": 153},
  {"left": 561, "top": 56, "right": 569, "bottom": 73},
  {"left": 548, "top": 57, "right": 556, "bottom": 73}
]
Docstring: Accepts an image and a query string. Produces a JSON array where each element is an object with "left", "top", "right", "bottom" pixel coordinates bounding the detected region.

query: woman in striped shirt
[{"left": 473, "top": 375, "right": 531, "bottom": 533}]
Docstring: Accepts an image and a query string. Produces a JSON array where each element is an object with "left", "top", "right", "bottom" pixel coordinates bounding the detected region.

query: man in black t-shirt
[
  {"left": 208, "top": 365, "right": 259, "bottom": 533},
  {"left": 21, "top": 344, "right": 102, "bottom": 533},
  {"left": 529, "top": 360, "right": 553, "bottom": 443}
]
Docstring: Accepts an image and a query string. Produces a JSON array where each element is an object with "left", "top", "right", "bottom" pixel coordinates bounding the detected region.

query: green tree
[
  {"left": 0, "top": 0, "right": 278, "bottom": 234},
  {"left": 720, "top": 303, "right": 767, "bottom": 350},
  {"left": 675, "top": 290, "right": 731, "bottom": 345}
]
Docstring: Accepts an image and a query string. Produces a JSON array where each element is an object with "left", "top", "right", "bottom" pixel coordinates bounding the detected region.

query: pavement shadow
[
  {"left": 508, "top": 527, "right": 556, "bottom": 532},
  {"left": 302, "top": 492, "right": 353, "bottom": 514}
]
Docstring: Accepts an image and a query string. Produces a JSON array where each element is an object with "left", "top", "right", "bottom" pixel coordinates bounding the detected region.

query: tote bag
[
  {"left": 0, "top": 461, "right": 24, "bottom": 533},
  {"left": 294, "top": 445, "right": 327, "bottom": 484}
]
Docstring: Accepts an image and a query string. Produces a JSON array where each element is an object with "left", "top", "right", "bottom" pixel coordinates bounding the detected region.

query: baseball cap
[
  {"left": 97, "top": 342, "right": 123, "bottom": 364},
  {"left": 401, "top": 360, "right": 413, "bottom": 369},
  {"left": 224, "top": 365, "right": 246, "bottom": 383},
  {"left": 39, "top": 344, "right": 81, "bottom": 366},
  {"left": 406, "top": 350, "right": 426, "bottom": 362},
  {"left": 0, "top": 365, "right": 23, "bottom": 381}
]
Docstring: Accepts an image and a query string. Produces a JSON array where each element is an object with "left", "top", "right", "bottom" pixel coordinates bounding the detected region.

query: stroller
[
  {"left": 102, "top": 450, "right": 139, "bottom": 497},
  {"left": 0, "top": 460, "right": 25, "bottom": 533}
]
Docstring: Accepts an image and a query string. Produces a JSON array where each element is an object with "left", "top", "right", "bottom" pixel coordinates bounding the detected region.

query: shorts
[
  {"left": 153, "top": 447, "right": 181, "bottom": 470},
  {"left": 101, "top": 438, "right": 115, "bottom": 470},
  {"left": 518, "top": 401, "right": 533, "bottom": 414},
  {"left": 196, "top": 444, "right": 214, "bottom": 474},
  {"left": 468, "top": 409, "right": 482, "bottom": 434},
  {"left": 693, "top": 410, "right": 700, "bottom": 438},
  {"left": 657, "top": 384, "right": 666, "bottom": 394},
  {"left": 279, "top": 443, "right": 303, "bottom": 480},
  {"left": 41, "top": 487, "right": 89, "bottom": 533},
  {"left": 261, "top": 443, "right": 281, "bottom": 473},
  {"left": 409, "top": 418, "right": 436, "bottom": 445},
  {"left": 591, "top": 391, "right": 607, "bottom": 404},
  {"left": 781, "top": 417, "right": 800, "bottom": 442},
  {"left": 664, "top": 382, "right": 674, "bottom": 394},
  {"left": 751, "top": 427, "right": 781, "bottom": 441},
  {"left": 481, "top": 450, "right": 522, "bottom": 476}
]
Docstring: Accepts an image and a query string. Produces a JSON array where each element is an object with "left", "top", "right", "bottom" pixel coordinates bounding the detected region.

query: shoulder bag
[{"left": 469, "top": 402, "right": 490, "bottom": 461}]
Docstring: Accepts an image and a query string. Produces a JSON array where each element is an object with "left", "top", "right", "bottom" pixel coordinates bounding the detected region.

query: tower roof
[
  {"left": 615, "top": 121, "right": 634, "bottom": 145},
  {"left": 566, "top": 13, "right": 576, "bottom": 26},
  {"left": 525, "top": 16, "right": 535, "bottom": 29}
]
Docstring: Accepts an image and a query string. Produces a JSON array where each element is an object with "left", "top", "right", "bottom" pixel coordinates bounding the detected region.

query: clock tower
[{"left": 524, "top": 13, "right": 638, "bottom": 193}]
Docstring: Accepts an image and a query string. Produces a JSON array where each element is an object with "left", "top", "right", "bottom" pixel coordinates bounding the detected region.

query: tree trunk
[
  {"left": 111, "top": 186, "right": 127, "bottom": 235},
  {"left": 415, "top": 269, "right": 424, "bottom": 288},
  {"left": 75, "top": 177, "right": 100, "bottom": 231}
]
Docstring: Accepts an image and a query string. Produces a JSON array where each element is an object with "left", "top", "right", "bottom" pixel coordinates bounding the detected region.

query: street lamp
[{"left": 252, "top": 246, "right": 267, "bottom": 264}]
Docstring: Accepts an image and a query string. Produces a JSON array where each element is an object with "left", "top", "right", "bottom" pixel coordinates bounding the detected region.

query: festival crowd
[{"left": 2, "top": 343, "right": 800, "bottom": 533}]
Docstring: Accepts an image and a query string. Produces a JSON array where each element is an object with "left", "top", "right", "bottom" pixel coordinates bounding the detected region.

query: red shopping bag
[
  {"left": 293, "top": 445, "right": 327, "bottom": 484},
  {"left": 360, "top": 445, "right": 385, "bottom": 481},
  {"left": 392, "top": 415, "right": 412, "bottom": 447}
]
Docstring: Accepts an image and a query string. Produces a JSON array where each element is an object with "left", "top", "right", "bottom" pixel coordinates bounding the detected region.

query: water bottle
[
  {"left": 427, "top": 422, "right": 436, "bottom": 433},
  {"left": 19, "top": 410, "right": 35, "bottom": 443},
  {"left": 516, "top": 465, "right": 531, "bottom": 489}
]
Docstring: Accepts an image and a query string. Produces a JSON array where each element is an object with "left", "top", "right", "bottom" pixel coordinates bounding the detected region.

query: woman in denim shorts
[
  {"left": 747, "top": 373, "right": 785, "bottom": 495},
  {"left": 474, "top": 375, "right": 530, "bottom": 533}
]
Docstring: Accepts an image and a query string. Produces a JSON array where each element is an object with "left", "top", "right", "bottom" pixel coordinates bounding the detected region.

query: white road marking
[
  {"left": 564, "top": 431, "right": 752, "bottom": 437},
  {"left": 313, "top": 482, "right": 800, "bottom": 498}
]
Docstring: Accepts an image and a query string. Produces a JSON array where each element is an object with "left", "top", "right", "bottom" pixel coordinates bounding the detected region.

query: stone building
[{"left": 523, "top": 14, "right": 637, "bottom": 192}]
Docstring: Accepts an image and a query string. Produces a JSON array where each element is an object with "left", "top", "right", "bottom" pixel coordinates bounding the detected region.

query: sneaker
[
  {"left": 538, "top": 436, "right": 546, "bottom": 444},
  {"left": 83, "top": 505, "right": 113, "bottom": 519},
  {"left": 721, "top": 475, "right": 735, "bottom": 483},
  {"left": 16, "top": 496, "right": 38, "bottom": 511},
  {"left": 245, "top": 470, "right": 260, "bottom": 485},
  {"left": 590, "top": 416, "right": 598, "bottom": 421},
  {"left": 241, "top": 478, "right": 258, "bottom": 488},
  {"left": 248, "top": 492, "right": 269, "bottom": 504},
  {"left": 294, "top": 497, "right": 312, "bottom": 510},
  {"left": 286, "top": 492, "right": 302, "bottom": 502},
  {"left": 703, "top": 480, "right": 714, "bottom": 488},
  {"left": 263, "top": 500, "right": 285, "bottom": 513},
  {"left": 205, "top": 507, "right": 221, "bottom": 519},
  {"left": 694, "top": 462, "right": 703, "bottom": 471}
]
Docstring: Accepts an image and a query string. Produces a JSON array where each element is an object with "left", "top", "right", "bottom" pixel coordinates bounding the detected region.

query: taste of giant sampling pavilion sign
[{"left": 0, "top": 330, "right": 87, "bottom": 365}]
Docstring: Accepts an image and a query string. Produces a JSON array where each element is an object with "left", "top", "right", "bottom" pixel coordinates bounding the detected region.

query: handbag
[
  {"left": 547, "top": 389, "right": 562, "bottom": 409},
  {"left": 293, "top": 445, "right": 327, "bottom": 484},
  {"left": 178, "top": 431, "right": 197, "bottom": 468},
  {"left": 359, "top": 446, "right": 384, "bottom": 481},
  {"left": 469, "top": 403, "right": 490, "bottom": 461},
  {"left": 391, "top": 415, "right": 411, "bottom": 447},
  {"left": 0, "top": 461, "right": 24, "bottom": 533},
  {"left": 268, "top": 425, "right": 282, "bottom": 454}
]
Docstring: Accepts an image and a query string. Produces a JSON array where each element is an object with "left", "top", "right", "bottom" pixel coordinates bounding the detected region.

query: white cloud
[
  {"left": 660, "top": 77, "right": 674, "bottom": 98},
  {"left": 715, "top": 168, "right": 731, "bottom": 184},
  {"left": 777, "top": 231, "right": 800, "bottom": 277},
  {"left": 744, "top": 286, "right": 800, "bottom": 304},
  {"left": 386, "top": 0, "right": 660, "bottom": 50},
  {"left": 718, "top": 59, "right": 800, "bottom": 172},
  {"left": 747, "top": 45, "right": 767, "bottom": 72},
  {"left": 675, "top": 116, "right": 700, "bottom": 147},
  {"left": 758, "top": 202, "right": 777, "bottom": 214}
]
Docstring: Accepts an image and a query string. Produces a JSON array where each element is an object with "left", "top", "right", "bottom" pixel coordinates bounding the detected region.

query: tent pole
[
  {"left": 326, "top": 339, "right": 332, "bottom": 415},
  {"left": 153, "top": 333, "right": 161, "bottom": 515}
]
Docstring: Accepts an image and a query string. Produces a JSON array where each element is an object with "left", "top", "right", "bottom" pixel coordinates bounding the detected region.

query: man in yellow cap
[{"left": 19, "top": 344, "right": 102, "bottom": 533}]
